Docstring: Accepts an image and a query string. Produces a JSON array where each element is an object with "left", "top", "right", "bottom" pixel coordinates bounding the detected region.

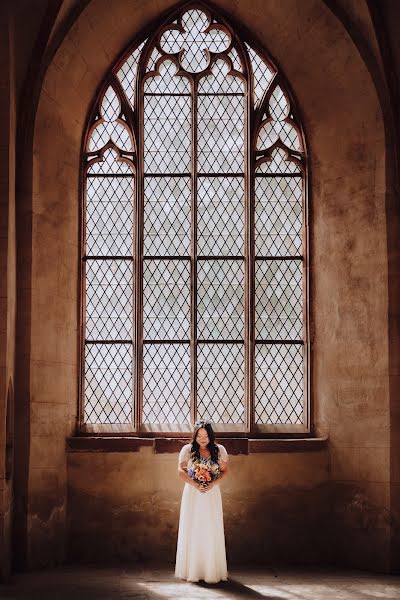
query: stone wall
[
  {"left": 7, "top": 0, "right": 399, "bottom": 574},
  {"left": 67, "top": 442, "right": 330, "bottom": 565},
  {"left": 0, "top": 3, "right": 16, "bottom": 581}
]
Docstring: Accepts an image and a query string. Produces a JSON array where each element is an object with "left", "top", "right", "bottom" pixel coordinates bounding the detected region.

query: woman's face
[{"left": 196, "top": 427, "right": 209, "bottom": 448}]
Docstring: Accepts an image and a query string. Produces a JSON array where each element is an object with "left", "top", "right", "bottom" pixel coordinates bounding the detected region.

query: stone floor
[{"left": 0, "top": 564, "right": 399, "bottom": 599}]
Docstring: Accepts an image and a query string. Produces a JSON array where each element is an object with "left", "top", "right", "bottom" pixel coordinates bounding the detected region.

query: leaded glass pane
[
  {"left": 197, "top": 344, "right": 244, "bottom": 424},
  {"left": 245, "top": 42, "right": 274, "bottom": 106},
  {"left": 198, "top": 59, "right": 243, "bottom": 94},
  {"left": 117, "top": 41, "right": 146, "bottom": 107},
  {"left": 144, "top": 60, "right": 190, "bottom": 94},
  {"left": 257, "top": 86, "right": 301, "bottom": 151},
  {"left": 255, "top": 260, "right": 303, "bottom": 341},
  {"left": 255, "top": 344, "right": 303, "bottom": 424},
  {"left": 256, "top": 148, "right": 300, "bottom": 174},
  {"left": 86, "top": 260, "right": 133, "bottom": 341},
  {"left": 146, "top": 46, "right": 162, "bottom": 73},
  {"left": 257, "top": 120, "right": 301, "bottom": 152},
  {"left": 198, "top": 94, "right": 244, "bottom": 173},
  {"left": 228, "top": 48, "right": 242, "bottom": 72},
  {"left": 159, "top": 27, "right": 184, "bottom": 54},
  {"left": 143, "top": 260, "right": 190, "bottom": 340},
  {"left": 142, "top": 344, "right": 190, "bottom": 423},
  {"left": 197, "top": 177, "right": 244, "bottom": 256},
  {"left": 269, "top": 85, "right": 289, "bottom": 121},
  {"left": 89, "top": 86, "right": 132, "bottom": 152},
  {"left": 281, "top": 122, "right": 301, "bottom": 150},
  {"left": 85, "top": 344, "right": 132, "bottom": 424},
  {"left": 87, "top": 149, "right": 133, "bottom": 175},
  {"left": 101, "top": 86, "right": 120, "bottom": 121},
  {"left": 89, "top": 121, "right": 132, "bottom": 152},
  {"left": 197, "top": 260, "right": 244, "bottom": 340},
  {"left": 144, "top": 88, "right": 191, "bottom": 174},
  {"left": 144, "top": 176, "right": 191, "bottom": 256},
  {"left": 255, "top": 176, "right": 302, "bottom": 256},
  {"left": 86, "top": 176, "right": 134, "bottom": 256}
]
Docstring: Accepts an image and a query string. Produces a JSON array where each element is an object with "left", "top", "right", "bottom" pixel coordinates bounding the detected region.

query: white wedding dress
[{"left": 174, "top": 442, "right": 229, "bottom": 583}]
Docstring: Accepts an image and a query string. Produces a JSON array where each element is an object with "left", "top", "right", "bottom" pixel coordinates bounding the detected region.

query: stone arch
[
  {"left": 15, "top": 0, "right": 397, "bottom": 572},
  {"left": 80, "top": 2, "right": 310, "bottom": 435}
]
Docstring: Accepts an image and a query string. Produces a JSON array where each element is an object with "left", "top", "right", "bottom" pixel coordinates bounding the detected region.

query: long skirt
[{"left": 175, "top": 482, "right": 228, "bottom": 583}]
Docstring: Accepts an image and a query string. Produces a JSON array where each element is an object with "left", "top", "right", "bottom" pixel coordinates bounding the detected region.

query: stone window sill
[{"left": 66, "top": 436, "right": 328, "bottom": 454}]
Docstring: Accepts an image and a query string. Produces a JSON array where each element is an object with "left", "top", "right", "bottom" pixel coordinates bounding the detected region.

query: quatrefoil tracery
[{"left": 158, "top": 8, "right": 231, "bottom": 73}]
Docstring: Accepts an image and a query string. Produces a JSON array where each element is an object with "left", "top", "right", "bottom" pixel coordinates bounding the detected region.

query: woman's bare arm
[{"left": 214, "top": 459, "right": 228, "bottom": 485}]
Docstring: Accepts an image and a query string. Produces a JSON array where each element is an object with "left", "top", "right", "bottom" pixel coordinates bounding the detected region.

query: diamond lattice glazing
[
  {"left": 101, "top": 86, "right": 120, "bottom": 122},
  {"left": 198, "top": 94, "right": 244, "bottom": 173},
  {"left": 117, "top": 41, "right": 146, "bottom": 107},
  {"left": 255, "top": 344, "right": 303, "bottom": 424},
  {"left": 197, "top": 260, "right": 244, "bottom": 340},
  {"left": 84, "top": 343, "right": 133, "bottom": 424},
  {"left": 87, "top": 149, "right": 133, "bottom": 175},
  {"left": 83, "top": 8, "right": 307, "bottom": 430},
  {"left": 144, "top": 59, "right": 190, "bottom": 94},
  {"left": 86, "top": 176, "right": 134, "bottom": 256},
  {"left": 257, "top": 85, "right": 301, "bottom": 152},
  {"left": 144, "top": 91, "right": 191, "bottom": 174},
  {"left": 255, "top": 176, "right": 302, "bottom": 256},
  {"left": 197, "top": 344, "right": 244, "bottom": 423},
  {"left": 85, "top": 259, "right": 133, "bottom": 340},
  {"left": 255, "top": 260, "right": 303, "bottom": 341},
  {"left": 228, "top": 47, "right": 242, "bottom": 72},
  {"left": 255, "top": 149, "right": 301, "bottom": 174},
  {"left": 198, "top": 59, "right": 243, "bottom": 94},
  {"left": 142, "top": 344, "right": 190, "bottom": 423},
  {"left": 160, "top": 9, "right": 230, "bottom": 73},
  {"left": 146, "top": 46, "right": 162, "bottom": 72},
  {"left": 245, "top": 43, "right": 274, "bottom": 105},
  {"left": 143, "top": 260, "right": 190, "bottom": 340},
  {"left": 144, "top": 176, "right": 191, "bottom": 256},
  {"left": 88, "top": 86, "right": 132, "bottom": 152},
  {"left": 197, "top": 176, "right": 244, "bottom": 255}
]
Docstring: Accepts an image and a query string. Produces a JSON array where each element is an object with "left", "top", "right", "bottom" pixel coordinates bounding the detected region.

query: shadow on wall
[
  {"left": 6, "top": 379, "right": 14, "bottom": 482},
  {"left": 67, "top": 480, "right": 332, "bottom": 566}
]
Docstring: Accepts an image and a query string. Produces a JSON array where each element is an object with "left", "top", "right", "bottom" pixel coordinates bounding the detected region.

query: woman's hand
[
  {"left": 202, "top": 481, "right": 216, "bottom": 492},
  {"left": 194, "top": 482, "right": 210, "bottom": 493}
]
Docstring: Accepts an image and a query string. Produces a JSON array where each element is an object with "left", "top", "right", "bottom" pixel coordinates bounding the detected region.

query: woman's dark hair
[{"left": 190, "top": 420, "right": 219, "bottom": 463}]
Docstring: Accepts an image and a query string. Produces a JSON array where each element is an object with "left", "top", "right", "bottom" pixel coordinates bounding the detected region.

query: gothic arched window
[{"left": 80, "top": 4, "right": 309, "bottom": 436}]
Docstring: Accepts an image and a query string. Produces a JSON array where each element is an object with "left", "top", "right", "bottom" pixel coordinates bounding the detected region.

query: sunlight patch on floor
[{"left": 137, "top": 580, "right": 228, "bottom": 598}]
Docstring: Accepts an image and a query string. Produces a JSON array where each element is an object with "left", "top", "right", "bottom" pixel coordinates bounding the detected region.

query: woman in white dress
[{"left": 175, "top": 419, "right": 229, "bottom": 584}]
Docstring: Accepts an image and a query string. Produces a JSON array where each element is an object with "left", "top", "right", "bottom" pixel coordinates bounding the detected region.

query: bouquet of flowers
[{"left": 187, "top": 457, "right": 221, "bottom": 489}]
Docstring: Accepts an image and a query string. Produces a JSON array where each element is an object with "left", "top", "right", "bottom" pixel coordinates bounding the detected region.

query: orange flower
[{"left": 194, "top": 464, "right": 212, "bottom": 484}]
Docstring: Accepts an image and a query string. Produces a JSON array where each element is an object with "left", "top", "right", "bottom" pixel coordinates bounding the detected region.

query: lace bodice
[{"left": 178, "top": 443, "right": 229, "bottom": 468}]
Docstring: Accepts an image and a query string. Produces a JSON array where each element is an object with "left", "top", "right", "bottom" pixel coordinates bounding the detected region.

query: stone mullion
[{"left": 190, "top": 76, "right": 198, "bottom": 425}]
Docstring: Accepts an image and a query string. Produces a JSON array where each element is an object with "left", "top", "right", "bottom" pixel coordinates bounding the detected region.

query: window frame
[{"left": 78, "top": 2, "right": 311, "bottom": 438}]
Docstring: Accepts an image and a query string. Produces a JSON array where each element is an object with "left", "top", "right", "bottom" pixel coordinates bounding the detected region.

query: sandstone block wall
[{"left": 0, "top": 0, "right": 398, "bottom": 574}]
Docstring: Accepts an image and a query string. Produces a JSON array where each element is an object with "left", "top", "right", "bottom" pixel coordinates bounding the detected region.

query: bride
[{"left": 174, "top": 419, "right": 229, "bottom": 583}]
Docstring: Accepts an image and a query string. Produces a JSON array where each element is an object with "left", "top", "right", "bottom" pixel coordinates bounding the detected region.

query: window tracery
[{"left": 81, "top": 3, "right": 308, "bottom": 434}]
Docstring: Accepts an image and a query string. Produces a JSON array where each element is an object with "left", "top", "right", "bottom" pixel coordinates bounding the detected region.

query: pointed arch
[{"left": 79, "top": 1, "right": 309, "bottom": 435}]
